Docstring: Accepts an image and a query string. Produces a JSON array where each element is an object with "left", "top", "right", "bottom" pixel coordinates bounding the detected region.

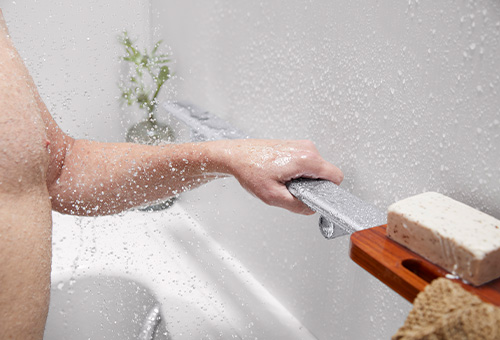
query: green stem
[{"left": 152, "top": 84, "right": 162, "bottom": 105}]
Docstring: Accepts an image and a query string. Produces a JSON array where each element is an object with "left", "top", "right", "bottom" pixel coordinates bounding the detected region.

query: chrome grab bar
[{"left": 161, "top": 102, "right": 386, "bottom": 239}]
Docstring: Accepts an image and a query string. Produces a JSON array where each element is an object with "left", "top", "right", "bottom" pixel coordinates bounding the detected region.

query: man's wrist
[{"left": 198, "top": 140, "right": 236, "bottom": 176}]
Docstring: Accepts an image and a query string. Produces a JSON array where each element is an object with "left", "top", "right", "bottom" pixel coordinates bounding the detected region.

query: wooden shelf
[{"left": 349, "top": 225, "right": 500, "bottom": 306}]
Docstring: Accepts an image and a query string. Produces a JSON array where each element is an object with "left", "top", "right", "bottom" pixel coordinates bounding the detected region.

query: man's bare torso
[{"left": 0, "top": 11, "right": 53, "bottom": 339}]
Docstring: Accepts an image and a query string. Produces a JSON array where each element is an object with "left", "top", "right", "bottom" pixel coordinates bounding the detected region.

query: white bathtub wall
[
  {"left": 152, "top": 0, "right": 500, "bottom": 216},
  {"left": 2, "top": 1, "right": 151, "bottom": 142},
  {"left": 151, "top": 0, "right": 500, "bottom": 338}
]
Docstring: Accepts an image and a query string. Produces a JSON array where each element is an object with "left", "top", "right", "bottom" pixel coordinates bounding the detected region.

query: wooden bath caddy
[{"left": 349, "top": 225, "right": 500, "bottom": 306}]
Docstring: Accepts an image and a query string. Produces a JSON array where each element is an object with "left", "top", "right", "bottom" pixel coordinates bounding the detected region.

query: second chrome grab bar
[{"left": 162, "top": 102, "right": 387, "bottom": 239}]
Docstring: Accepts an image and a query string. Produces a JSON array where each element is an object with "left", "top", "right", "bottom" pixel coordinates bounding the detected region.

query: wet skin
[
  {"left": 0, "top": 9, "right": 342, "bottom": 339},
  {"left": 0, "top": 12, "right": 53, "bottom": 339}
]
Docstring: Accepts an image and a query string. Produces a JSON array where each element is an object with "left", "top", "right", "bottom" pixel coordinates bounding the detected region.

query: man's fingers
[{"left": 259, "top": 183, "right": 315, "bottom": 215}]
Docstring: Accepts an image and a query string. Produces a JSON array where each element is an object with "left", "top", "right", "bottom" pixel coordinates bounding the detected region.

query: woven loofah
[{"left": 393, "top": 278, "right": 500, "bottom": 340}]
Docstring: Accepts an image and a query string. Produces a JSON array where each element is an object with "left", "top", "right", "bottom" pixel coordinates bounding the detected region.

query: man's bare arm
[{"left": 45, "top": 135, "right": 343, "bottom": 216}]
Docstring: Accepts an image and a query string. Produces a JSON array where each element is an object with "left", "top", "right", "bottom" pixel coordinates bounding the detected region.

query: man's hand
[{"left": 212, "top": 139, "right": 343, "bottom": 215}]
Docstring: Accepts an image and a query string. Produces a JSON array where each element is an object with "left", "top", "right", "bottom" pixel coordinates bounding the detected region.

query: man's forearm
[
  {"left": 48, "top": 139, "right": 229, "bottom": 215},
  {"left": 49, "top": 138, "right": 343, "bottom": 216}
]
